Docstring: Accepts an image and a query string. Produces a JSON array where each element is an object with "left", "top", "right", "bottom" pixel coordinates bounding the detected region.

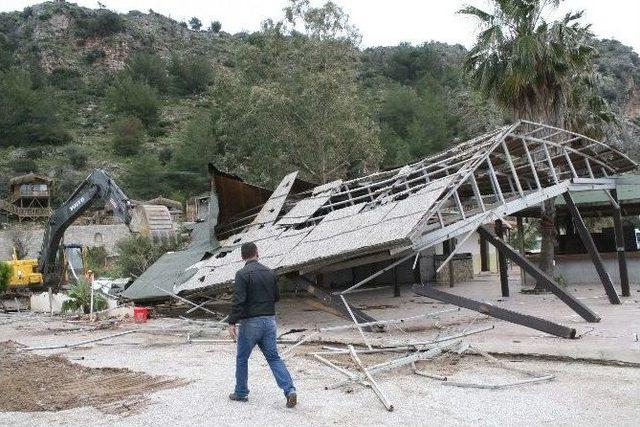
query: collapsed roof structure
[{"left": 125, "top": 120, "right": 637, "bottom": 338}]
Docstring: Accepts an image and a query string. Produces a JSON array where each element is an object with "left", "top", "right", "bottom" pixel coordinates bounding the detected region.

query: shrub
[
  {"left": 115, "top": 235, "right": 184, "bottom": 277},
  {"left": 11, "top": 158, "right": 38, "bottom": 173},
  {"left": 0, "top": 261, "right": 12, "bottom": 295},
  {"left": 122, "top": 154, "right": 171, "bottom": 199},
  {"left": 125, "top": 52, "right": 168, "bottom": 92},
  {"left": 169, "top": 54, "right": 212, "bottom": 94},
  {"left": 107, "top": 76, "right": 159, "bottom": 126},
  {"left": 84, "top": 48, "right": 106, "bottom": 64},
  {"left": 85, "top": 246, "right": 108, "bottom": 276},
  {"left": 38, "top": 11, "right": 51, "bottom": 21},
  {"left": 61, "top": 279, "right": 108, "bottom": 314},
  {"left": 75, "top": 9, "right": 124, "bottom": 39},
  {"left": 158, "top": 146, "right": 173, "bottom": 164},
  {"left": 0, "top": 67, "right": 69, "bottom": 147},
  {"left": 111, "top": 116, "right": 145, "bottom": 156},
  {"left": 49, "top": 68, "right": 83, "bottom": 90},
  {"left": 65, "top": 145, "right": 88, "bottom": 168},
  {"left": 209, "top": 21, "right": 221, "bottom": 33}
]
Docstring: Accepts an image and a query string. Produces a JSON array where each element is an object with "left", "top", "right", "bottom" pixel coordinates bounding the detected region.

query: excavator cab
[{"left": 62, "top": 244, "right": 87, "bottom": 284}]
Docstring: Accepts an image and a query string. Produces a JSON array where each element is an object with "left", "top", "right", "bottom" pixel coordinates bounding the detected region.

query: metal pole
[
  {"left": 610, "top": 189, "right": 630, "bottom": 297},
  {"left": 562, "top": 193, "right": 621, "bottom": 304},
  {"left": 348, "top": 345, "right": 394, "bottom": 412},
  {"left": 340, "top": 295, "right": 373, "bottom": 350},
  {"left": 152, "top": 285, "right": 223, "bottom": 317},
  {"left": 477, "top": 227, "right": 600, "bottom": 323},
  {"left": 517, "top": 216, "right": 526, "bottom": 288},
  {"left": 495, "top": 220, "right": 509, "bottom": 297}
]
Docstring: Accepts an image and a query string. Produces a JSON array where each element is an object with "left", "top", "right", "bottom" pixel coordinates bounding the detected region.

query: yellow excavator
[{"left": 3, "top": 169, "right": 175, "bottom": 294}]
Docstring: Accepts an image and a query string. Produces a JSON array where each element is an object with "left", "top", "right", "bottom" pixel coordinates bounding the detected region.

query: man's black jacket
[{"left": 228, "top": 260, "right": 280, "bottom": 325}]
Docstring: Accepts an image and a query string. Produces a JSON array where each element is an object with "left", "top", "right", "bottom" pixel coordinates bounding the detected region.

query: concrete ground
[{"left": 1, "top": 271, "right": 639, "bottom": 426}]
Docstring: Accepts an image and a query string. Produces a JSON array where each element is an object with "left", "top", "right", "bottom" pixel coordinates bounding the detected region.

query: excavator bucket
[{"left": 130, "top": 204, "right": 176, "bottom": 242}]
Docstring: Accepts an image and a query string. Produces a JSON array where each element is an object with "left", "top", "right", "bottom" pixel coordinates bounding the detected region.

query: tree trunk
[{"left": 537, "top": 199, "right": 556, "bottom": 289}]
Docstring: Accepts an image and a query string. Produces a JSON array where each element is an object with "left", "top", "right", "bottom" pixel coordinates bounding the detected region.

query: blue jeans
[{"left": 234, "top": 316, "right": 295, "bottom": 398}]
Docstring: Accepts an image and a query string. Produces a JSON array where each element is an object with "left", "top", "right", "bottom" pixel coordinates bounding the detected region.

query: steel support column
[
  {"left": 563, "top": 192, "right": 621, "bottom": 304},
  {"left": 610, "top": 189, "right": 630, "bottom": 297},
  {"left": 477, "top": 227, "right": 600, "bottom": 323},
  {"left": 495, "top": 220, "right": 509, "bottom": 297},
  {"left": 412, "top": 284, "right": 576, "bottom": 338}
]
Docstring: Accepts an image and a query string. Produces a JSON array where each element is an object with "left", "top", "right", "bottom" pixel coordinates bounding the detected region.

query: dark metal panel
[
  {"left": 495, "top": 220, "right": 509, "bottom": 297},
  {"left": 563, "top": 192, "right": 621, "bottom": 304},
  {"left": 611, "top": 189, "right": 630, "bottom": 297},
  {"left": 477, "top": 227, "right": 600, "bottom": 323},
  {"left": 412, "top": 284, "right": 577, "bottom": 339}
]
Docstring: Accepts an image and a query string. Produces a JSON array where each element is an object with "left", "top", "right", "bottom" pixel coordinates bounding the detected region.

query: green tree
[
  {"left": 171, "top": 109, "right": 223, "bottom": 173},
  {"left": 460, "top": 0, "right": 608, "bottom": 277},
  {"left": 122, "top": 153, "right": 171, "bottom": 199},
  {"left": 209, "top": 20, "right": 222, "bottom": 33},
  {"left": 111, "top": 116, "right": 145, "bottom": 156},
  {"left": 189, "top": 17, "right": 202, "bottom": 31},
  {"left": 125, "top": 52, "right": 168, "bottom": 93},
  {"left": 0, "top": 67, "right": 68, "bottom": 147},
  {"left": 107, "top": 75, "right": 160, "bottom": 127},
  {"left": 169, "top": 54, "right": 213, "bottom": 94},
  {"left": 213, "top": 0, "right": 382, "bottom": 185},
  {"left": 115, "top": 235, "right": 184, "bottom": 277}
]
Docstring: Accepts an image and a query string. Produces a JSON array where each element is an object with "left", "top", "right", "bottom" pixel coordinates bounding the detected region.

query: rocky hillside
[{"left": 0, "top": 1, "right": 639, "bottom": 208}]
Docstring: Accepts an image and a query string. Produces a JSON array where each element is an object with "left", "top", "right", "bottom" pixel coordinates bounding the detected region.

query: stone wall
[{"left": 0, "top": 224, "right": 131, "bottom": 259}]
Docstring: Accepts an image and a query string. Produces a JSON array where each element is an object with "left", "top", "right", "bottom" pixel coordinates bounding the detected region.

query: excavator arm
[{"left": 38, "top": 169, "right": 133, "bottom": 282}]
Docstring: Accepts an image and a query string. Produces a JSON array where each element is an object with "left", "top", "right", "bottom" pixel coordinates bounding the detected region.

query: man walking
[{"left": 228, "top": 242, "right": 297, "bottom": 407}]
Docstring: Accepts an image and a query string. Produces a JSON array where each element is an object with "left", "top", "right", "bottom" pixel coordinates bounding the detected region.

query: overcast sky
[{"left": 1, "top": 0, "right": 638, "bottom": 53}]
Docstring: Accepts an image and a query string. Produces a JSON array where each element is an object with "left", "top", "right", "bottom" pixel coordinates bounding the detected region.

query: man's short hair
[{"left": 240, "top": 242, "right": 258, "bottom": 260}]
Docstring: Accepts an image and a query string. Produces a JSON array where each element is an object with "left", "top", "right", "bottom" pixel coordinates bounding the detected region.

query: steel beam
[
  {"left": 412, "top": 284, "right": 577, "bottom": 339},
  {"left": 294, "top": 276, "right": 377, "bottom": 329},
  {"left": 610, "top": 189, "right": 630, "bottom": 297},
  {"left": 563, "top": 192, "right": 621, "bottom": 304},
  {"left": 477, "top": 227, "right": 600, "bottom": 323},
  {"left": 494, "top": 220, "right": 509, "bottom": 297}
]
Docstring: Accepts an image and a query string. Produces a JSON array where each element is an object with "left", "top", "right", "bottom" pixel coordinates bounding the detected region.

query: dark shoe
[
  {"left": 229, "top": 393, "right": 248, "bottom": 402},
  {"left": 286, "top": 392, "right": 297, "bottom": 408}
]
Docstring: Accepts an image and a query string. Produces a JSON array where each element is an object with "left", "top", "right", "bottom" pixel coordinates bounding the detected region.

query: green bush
[
  {"left": 158, "top": 146, "right": 173, "bottom": 164},
  {"left": 111, "top": 116, "right": 145, "bottom": 156},
  {"left": 107, "top": 76, "right": 160, "bottom": 127},
  {"left": 122, "top": 153, "right": 171, "bottom": 199},
  {"left": 169, "top": 54, "right": 212, "bottom": 94},
  {"left": 61, "top": 279, "right": 108, "bottom": 314},
  {"left": 0, "top": 261, "right": 12, "bottom": 295},
  {"left": 49, "top": 68, "right": 83, "bottom": 90},
  {"left": 125, "top": 52, "right": 168, "bottom": 92},
  {"left": 11, "top": 158, "right": 38, "bottom": 173},
  {"left": 65, "top": 145, "right": 89, "bottom": 168},
  {"left": 0, "top": 67, "right": 69, "bottom": 147},
  {"left": 75, "top": 9, "right": 124, "bottom": 39},
  {"left": 115, "top": 235, "right": 184, "bottom": 277},
  {"left": 85, "top": 246, "right": 108, "bottom": 276},
  {"left": 84, "top": 48, "right": 106, "bottom": 64}
]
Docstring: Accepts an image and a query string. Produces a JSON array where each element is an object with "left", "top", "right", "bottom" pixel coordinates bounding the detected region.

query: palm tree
[{"left": 460, "top": 0, "right": 608, "bottom": 278}]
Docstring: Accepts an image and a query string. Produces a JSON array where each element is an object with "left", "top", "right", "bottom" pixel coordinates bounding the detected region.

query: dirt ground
[
  {"left": 0, "top": 341, "right": 186, "bottom": 415},
  {"left": 1, "top": 274, "right": 639, "bottom": 426}
]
